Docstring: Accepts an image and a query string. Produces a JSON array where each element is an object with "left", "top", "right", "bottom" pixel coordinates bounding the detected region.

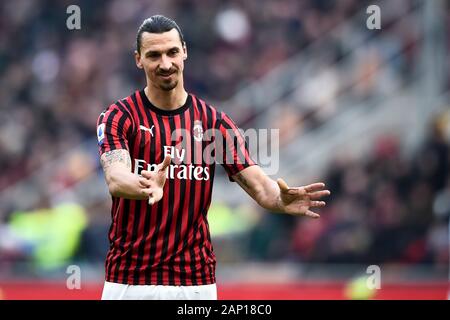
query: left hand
[
  {"left": 141, "top": 155, "right": 171, "bottom": 205},
  {"left": 276, "top": 178, "right": 330, "bottom": 218}
]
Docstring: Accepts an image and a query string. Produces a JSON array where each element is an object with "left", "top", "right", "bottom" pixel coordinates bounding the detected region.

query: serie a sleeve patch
[{"left": 97, "top": 123, "right": 105, "bottom": 145}]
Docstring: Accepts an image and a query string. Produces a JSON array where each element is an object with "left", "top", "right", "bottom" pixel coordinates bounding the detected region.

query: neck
[{"left": 144, "top": 80, "right": 188, "bottom": 111}]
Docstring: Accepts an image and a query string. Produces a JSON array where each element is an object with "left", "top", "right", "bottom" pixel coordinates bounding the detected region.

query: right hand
[
  {"left": 276, "top": 178, "right": 329, "bottom": 218},
  {"left": 140, "top": 155, "right": 171, "bottom": 205}
]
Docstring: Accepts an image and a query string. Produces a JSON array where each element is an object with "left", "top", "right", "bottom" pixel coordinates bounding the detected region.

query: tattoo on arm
[
  {"left": 100, "top": 149, "right": 131, "bottom": 171},
  {"left": 234, "top": 173, "right": 251, "bottom": 192}
]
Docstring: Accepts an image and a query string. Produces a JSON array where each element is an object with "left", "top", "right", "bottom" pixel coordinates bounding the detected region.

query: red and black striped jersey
[{"left": 96, "top": 89, "right": 256, "bottom": 286}]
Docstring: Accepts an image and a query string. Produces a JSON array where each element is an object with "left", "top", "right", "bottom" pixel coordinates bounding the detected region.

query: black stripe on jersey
[
  {"left": 221, "top": 117, "right": 248, "bottom": 167},
  {"left": 116, "top": 100, "right": 136, "bottom": 141},
  {"left": 202, "top": 103, "right": 216, "bottom": 284},
  {"left": 147, "top": 112, "right": 167, "bottom": 284},
  {"left": 163, "top": 115, "right": 181, "bottom": 285},
  {"left": 196, "top": 99, "right": 208, "bottom": 284},
  {"left": 156, "top": 114, "right": 174, "bottom": 284},
  {"left": 170, "top": 110, "right": 188, "bottom": 285},
  {"left": 134, "top": 96, "right": 156, "bottom": 284},
  {"left": 190, "top": 213, "right": 207, "bottom": 284},
  {"left": 97, "top": 113, "right": 105, "bottom": 127},
  {"left": 120, "top": 95, "right": 145, "bottom": 284},
  {"left": 186, "top": 100, "right": 198, "bottom": 285},
  {"left": 201, "top": 100, "right": 215, "bottom": 203},
  {"left": 112, "top": 196, "right": 130, "bottom": 283},
  {"left": 204, "top": 105, "right": 217, "bottom": 283},
  {"left": 204, "top": 105, "right": 216, "bottom": 283},
  {"left": 197, "top": 218, "right": 210, "bottom": 284},
  {"left": 105, "top": 198, "right": 117, "bottom": 280},
  {"left": 196, "top": 204, "right": 207, "bottom": 284},
  {"left": 104, "top": 109, "right": 119, "bottom": 152},
  {"left": 204, "top": 103, "right": 214, "bottom": 165},
  {"left": 206, "top": 105, "right": 217, "bottom": 194},
  {"left": 116, "top": 111, "right": 129, "bottom": 150},
  {"left": 205, "top": 225, "right": 215, "bottom": 282}
]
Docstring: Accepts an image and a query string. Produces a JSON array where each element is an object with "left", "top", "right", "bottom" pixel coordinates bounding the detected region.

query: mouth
[{"left": 158, "top": 71, "right": 175, "bottom": 79}]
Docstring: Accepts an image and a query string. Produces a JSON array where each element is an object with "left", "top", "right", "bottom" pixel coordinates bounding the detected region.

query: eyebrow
[{"left": 145, "top": 47, "right": 180, "bottom": 57}]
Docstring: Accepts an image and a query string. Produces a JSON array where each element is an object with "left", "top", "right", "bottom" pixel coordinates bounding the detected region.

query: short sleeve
[
  {"left": 96, "top": 103, "right": 134, "bottom": 156},
  {"left": 218, "top": 112, "right": 257, "bottom": 181}
]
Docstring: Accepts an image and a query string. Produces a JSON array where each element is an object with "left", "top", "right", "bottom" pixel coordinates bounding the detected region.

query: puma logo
[{"left": 140, "top": 125, "right": 155, "bottom": 137}]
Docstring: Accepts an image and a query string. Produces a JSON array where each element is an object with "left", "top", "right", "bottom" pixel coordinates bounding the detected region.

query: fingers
[
  {"left": 309, "top": 200, "right": 326, "bottom": 207},
  {"left": 148, "top": 189, "right": 163, "bottom": 205},
  {"left": 309, "top": 190, "right": 331, "bottom": 200},
  {"left": 304, "top": 210, "right": 320, "bottom": 219},
  {"left": 141, "top": 156, "right": 170, "bottom": 206},
  {"left": 141, "top": 170, "right": 155, "bottom": 179},
  {"left": 286, "top": 187, "right": 305, "bottom": 196},
  {"left": 278, "top": 180, "right": 329, "bottom": 196},
  {"left": 158, "top": 155, "right": 172, "bottom": 172},
  {"left": 277, "top": 178, "right": 290, "bottom": 192},
  {"left": 304, "top": 182, "right": 326, "bottom": 193},
  {"left": 139, "top": 177, "right": 152, "bottom": 188},
  {"left": 141, "top": 188, "right": 153, "bottom": 197}
]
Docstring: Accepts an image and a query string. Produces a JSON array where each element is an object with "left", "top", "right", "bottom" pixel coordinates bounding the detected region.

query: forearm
[
  {"left": 106, "top": 168, "right": 148, "bottom": 200},
  {"left": 233, "top": 168, "right": 283, "bottom": 213},
  {"left": 234, "top": 166, "right": 329, "bottom": 218},
  {"left": 253, "top": 178, "right": 283, "bottom": 213},
  {"left": 101, "top": 149, "right": 148, "bottom": 200}
]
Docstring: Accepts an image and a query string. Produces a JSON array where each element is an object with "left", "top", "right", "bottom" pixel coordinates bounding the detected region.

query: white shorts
[{"left": 101, "top": 281, "right": 217, "bottom": 300}]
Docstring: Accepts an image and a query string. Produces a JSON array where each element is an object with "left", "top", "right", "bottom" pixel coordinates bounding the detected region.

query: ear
[
  {"left": 182, "top": 42, "right": 188, "bottom": 61},
  {"left": 135, "top": 50, "right": 143, "bottom": 69}
]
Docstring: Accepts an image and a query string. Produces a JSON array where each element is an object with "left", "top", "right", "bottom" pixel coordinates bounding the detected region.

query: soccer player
[{"left": 97, "top": 15, "right": 330, "bottom": 300}]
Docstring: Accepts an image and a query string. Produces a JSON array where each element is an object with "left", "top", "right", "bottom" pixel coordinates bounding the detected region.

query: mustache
[{"left": 157, "top": 68, "right": 177, "bottom": 76}]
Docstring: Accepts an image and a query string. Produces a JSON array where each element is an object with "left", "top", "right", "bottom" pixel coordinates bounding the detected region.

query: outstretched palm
[{"left": 276, "top": 178, "right": 330, "bottom": 218}]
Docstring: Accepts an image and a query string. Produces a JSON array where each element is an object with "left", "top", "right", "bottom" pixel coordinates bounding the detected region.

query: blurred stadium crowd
[
  {"left": 0, "top": 0, "right": 448, "bottom": 277},
  {"left": 247, "top": 118, "right": 450, "bottom": 266}
]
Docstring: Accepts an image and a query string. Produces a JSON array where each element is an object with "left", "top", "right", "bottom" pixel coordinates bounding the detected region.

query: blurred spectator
[
  {"left": 287, "top": 114, "right": 449, "bottom": 265},
  {"left": 0, "top": 199, "right": 87, "bottom": 272}
]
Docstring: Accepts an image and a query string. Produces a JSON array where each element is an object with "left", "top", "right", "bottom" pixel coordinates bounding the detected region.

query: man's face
[{"left": 135, "top": 29, "right": 187, "bottom": 91}]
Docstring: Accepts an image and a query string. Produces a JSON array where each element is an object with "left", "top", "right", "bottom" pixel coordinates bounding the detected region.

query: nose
[{"left": 159, "top": 54, "right": 172, "bottom": 71}]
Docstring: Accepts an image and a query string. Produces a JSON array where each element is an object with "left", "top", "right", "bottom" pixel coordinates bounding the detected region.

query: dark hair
[{"left": 136, "top": 15, "right": 185, "bottom": 53}]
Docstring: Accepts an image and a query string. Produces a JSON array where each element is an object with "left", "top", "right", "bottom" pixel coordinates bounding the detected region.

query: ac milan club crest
[{"left": 193, "top": 120, "right": 203, "bottom": 142}]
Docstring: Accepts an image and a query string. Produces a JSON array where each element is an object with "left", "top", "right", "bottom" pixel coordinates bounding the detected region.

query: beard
[
  {"left": 153, "top": 68, "right": 179, "bottom": 91},
  {"left": 158, "top": 78, "right": 178, "bottom": 91}
]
